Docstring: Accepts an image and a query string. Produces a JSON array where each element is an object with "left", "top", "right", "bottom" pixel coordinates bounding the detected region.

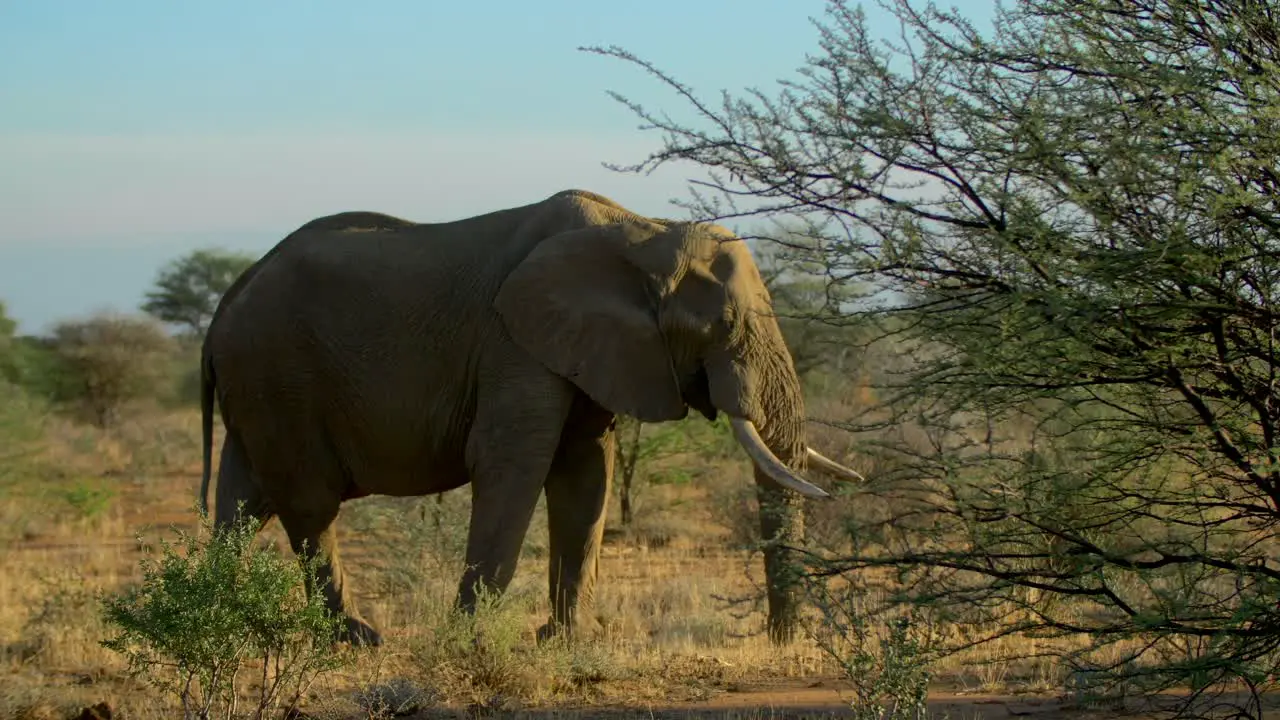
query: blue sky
[{"left": 0, "top": 0, "right": 995, "bottom": 333}]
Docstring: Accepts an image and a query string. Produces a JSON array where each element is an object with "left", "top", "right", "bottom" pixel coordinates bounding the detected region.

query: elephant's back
[
  {"left": 292, "top": 211, "right": 417, "bottom": 234},
  {"left": 207, "top": 224, "right": 494, "bottom": 489},
  {"left": 202, "top": 189, "right": 646, "bottom": 493}
]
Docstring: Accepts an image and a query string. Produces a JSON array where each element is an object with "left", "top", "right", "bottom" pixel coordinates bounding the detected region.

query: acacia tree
[
  {"left": 142, "top": 248, "right": 256, "bottom": 338},
  {"left": 589, "top": 0, "right": 1280, "bottom": 709}
]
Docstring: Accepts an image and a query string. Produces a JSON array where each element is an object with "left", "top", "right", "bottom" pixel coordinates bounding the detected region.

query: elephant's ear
[{"left": 495, "top": 224, "right": 688, "bottom": 423}]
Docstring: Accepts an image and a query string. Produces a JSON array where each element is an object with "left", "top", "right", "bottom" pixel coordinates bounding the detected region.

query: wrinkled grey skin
[{"left": 199, "top": 189, "right": 852, "bottom": 646}]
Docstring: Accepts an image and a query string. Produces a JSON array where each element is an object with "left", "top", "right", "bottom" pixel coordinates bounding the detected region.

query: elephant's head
[{"left": 495, "top": 217, "right": 863, "bottom": 496}]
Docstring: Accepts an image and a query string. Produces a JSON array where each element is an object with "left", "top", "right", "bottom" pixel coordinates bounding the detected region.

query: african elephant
[{"left": 198, "top": 189, "right": 863, "bottom": 647}]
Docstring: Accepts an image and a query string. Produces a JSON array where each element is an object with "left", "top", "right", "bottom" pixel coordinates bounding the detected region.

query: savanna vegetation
[{"left": 3, "top": 0, "right": 1279, "bottom": 718}]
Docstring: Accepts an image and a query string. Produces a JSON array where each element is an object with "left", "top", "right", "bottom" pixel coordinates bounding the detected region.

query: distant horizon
[{"left": 1, "top": 1, "right": 998, "bottom": 334}]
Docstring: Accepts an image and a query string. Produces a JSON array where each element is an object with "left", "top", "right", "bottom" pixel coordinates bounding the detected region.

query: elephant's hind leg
[
  {"left": 213, "top": 432, "right": 275, "bottom": 529},
  {"left": 255, "top": 436, "right": 381, "bottom": 647},
  {"left": 278, "top": 504, "right": 382, "bottom": 647},
  {"left": 214, "top": 435, "right": 385, "bottom": 640}
]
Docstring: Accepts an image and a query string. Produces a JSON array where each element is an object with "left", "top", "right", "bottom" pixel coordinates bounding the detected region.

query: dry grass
[{"left": 0, "top": 395, "right": 1226, "bottom": 719}]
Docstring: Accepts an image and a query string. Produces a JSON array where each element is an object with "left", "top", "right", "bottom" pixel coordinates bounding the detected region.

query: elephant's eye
[
  {"left": 674, "top": 270, "right": 729, "bottom": 335},
  {"left": 722, "top": 303, "right": 737, "bottom": 330}
]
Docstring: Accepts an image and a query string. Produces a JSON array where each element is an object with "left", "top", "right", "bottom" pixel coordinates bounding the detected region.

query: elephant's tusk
[
  {"left": 806, "top": 447, "right": 866, "bottom": 483},
  {"left": 729, "top": 417, "right": 832, "bottom": 500}
]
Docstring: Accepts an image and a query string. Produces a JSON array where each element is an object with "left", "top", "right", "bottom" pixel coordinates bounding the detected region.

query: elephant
[{"left": 198, "top": 189, "right": 864, "bottom": 647}]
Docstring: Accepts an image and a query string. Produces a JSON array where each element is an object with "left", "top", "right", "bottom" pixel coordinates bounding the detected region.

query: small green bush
[
  {"left": 805, "top": 576, "right": 938, "bottom": 720},
  {"left": 100, "top": 511, "right": 352, "bottom": 719},
  {"left": 60, "top": 479, "right": 115, "bottom": 520},
  {"left": 0, "top": 380, "right": 47, "bottom": 487}
]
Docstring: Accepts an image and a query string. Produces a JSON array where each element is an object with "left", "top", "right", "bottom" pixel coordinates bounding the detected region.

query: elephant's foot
[
  {"left": 336, "top": 615, "right": 383, "bottom": 647},
  {"left": 535, "top": 614, "right": 603, "bottom": 645},
  {"left": 535, "top": 620, "right": 561, "bottom": 644}
]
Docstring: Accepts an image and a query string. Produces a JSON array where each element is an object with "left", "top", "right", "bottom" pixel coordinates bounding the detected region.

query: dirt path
[
  {"left": 636, "top": 680, "right": 1090, "bottom": 719},
  {"left": 387, "top": 679, "right": 1280, "bottom": 719},
  {"left": 394, "top": 682, "right": 1106, "bottom": 719},
  {"left": 655, "top": 679, "right": 1280, "bottom": 720}
]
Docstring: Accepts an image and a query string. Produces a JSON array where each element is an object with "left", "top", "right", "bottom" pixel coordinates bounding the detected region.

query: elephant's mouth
[
  {"left": 680, "top": 364, "right": 864, "bottom": 499},
  {"left": 681, "top": 366, "right": 719, "bottom": 422}
]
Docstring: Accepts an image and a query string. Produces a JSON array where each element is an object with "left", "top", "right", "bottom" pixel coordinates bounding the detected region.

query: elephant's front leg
[
  {"left": 539, "top": 416, "right": 615, "bottom": 641},
  {"left": 455, "top": 365, "right": 575, "bottom": 614}
]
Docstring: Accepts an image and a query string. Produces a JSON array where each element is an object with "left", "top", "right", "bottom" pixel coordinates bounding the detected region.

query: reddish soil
[
  {"left": 661, "top": 680, "right": 1280, "bottom": 720},
  {"left": 387, "top": 683, "right": 1148, "bottom": 719}
]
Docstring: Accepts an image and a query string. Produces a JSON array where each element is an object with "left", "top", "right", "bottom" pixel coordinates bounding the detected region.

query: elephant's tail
[{"left": 199, "top": 349, "right": 216, "bottom": 518}]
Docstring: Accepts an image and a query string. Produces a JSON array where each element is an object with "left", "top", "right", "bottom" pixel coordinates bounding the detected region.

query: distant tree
[
  {"left": 5, "top": 336, "right": 66, "bottom": 401},
  {"left": 142, "top": 248, "right": 256, "bottom": 337},
  {"left": 0, "top": 301, "right": 17, "bottom": 383},
  {"left": 0, "top": 301, "right": 14, "bottom": 340},
  {"left": 50, "top": 313, "right": 175, "bottom": 427}
]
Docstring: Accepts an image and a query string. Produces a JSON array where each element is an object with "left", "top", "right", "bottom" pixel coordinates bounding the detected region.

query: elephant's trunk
[
  {"left": 745, "top": 352, "right": 811, "bottom": 647},
  {"left": 703, "top": 304, "right": 865, "bottom": 643},
  {"left": 704, "top": 314, "right": 817, "bottom": 645}
]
